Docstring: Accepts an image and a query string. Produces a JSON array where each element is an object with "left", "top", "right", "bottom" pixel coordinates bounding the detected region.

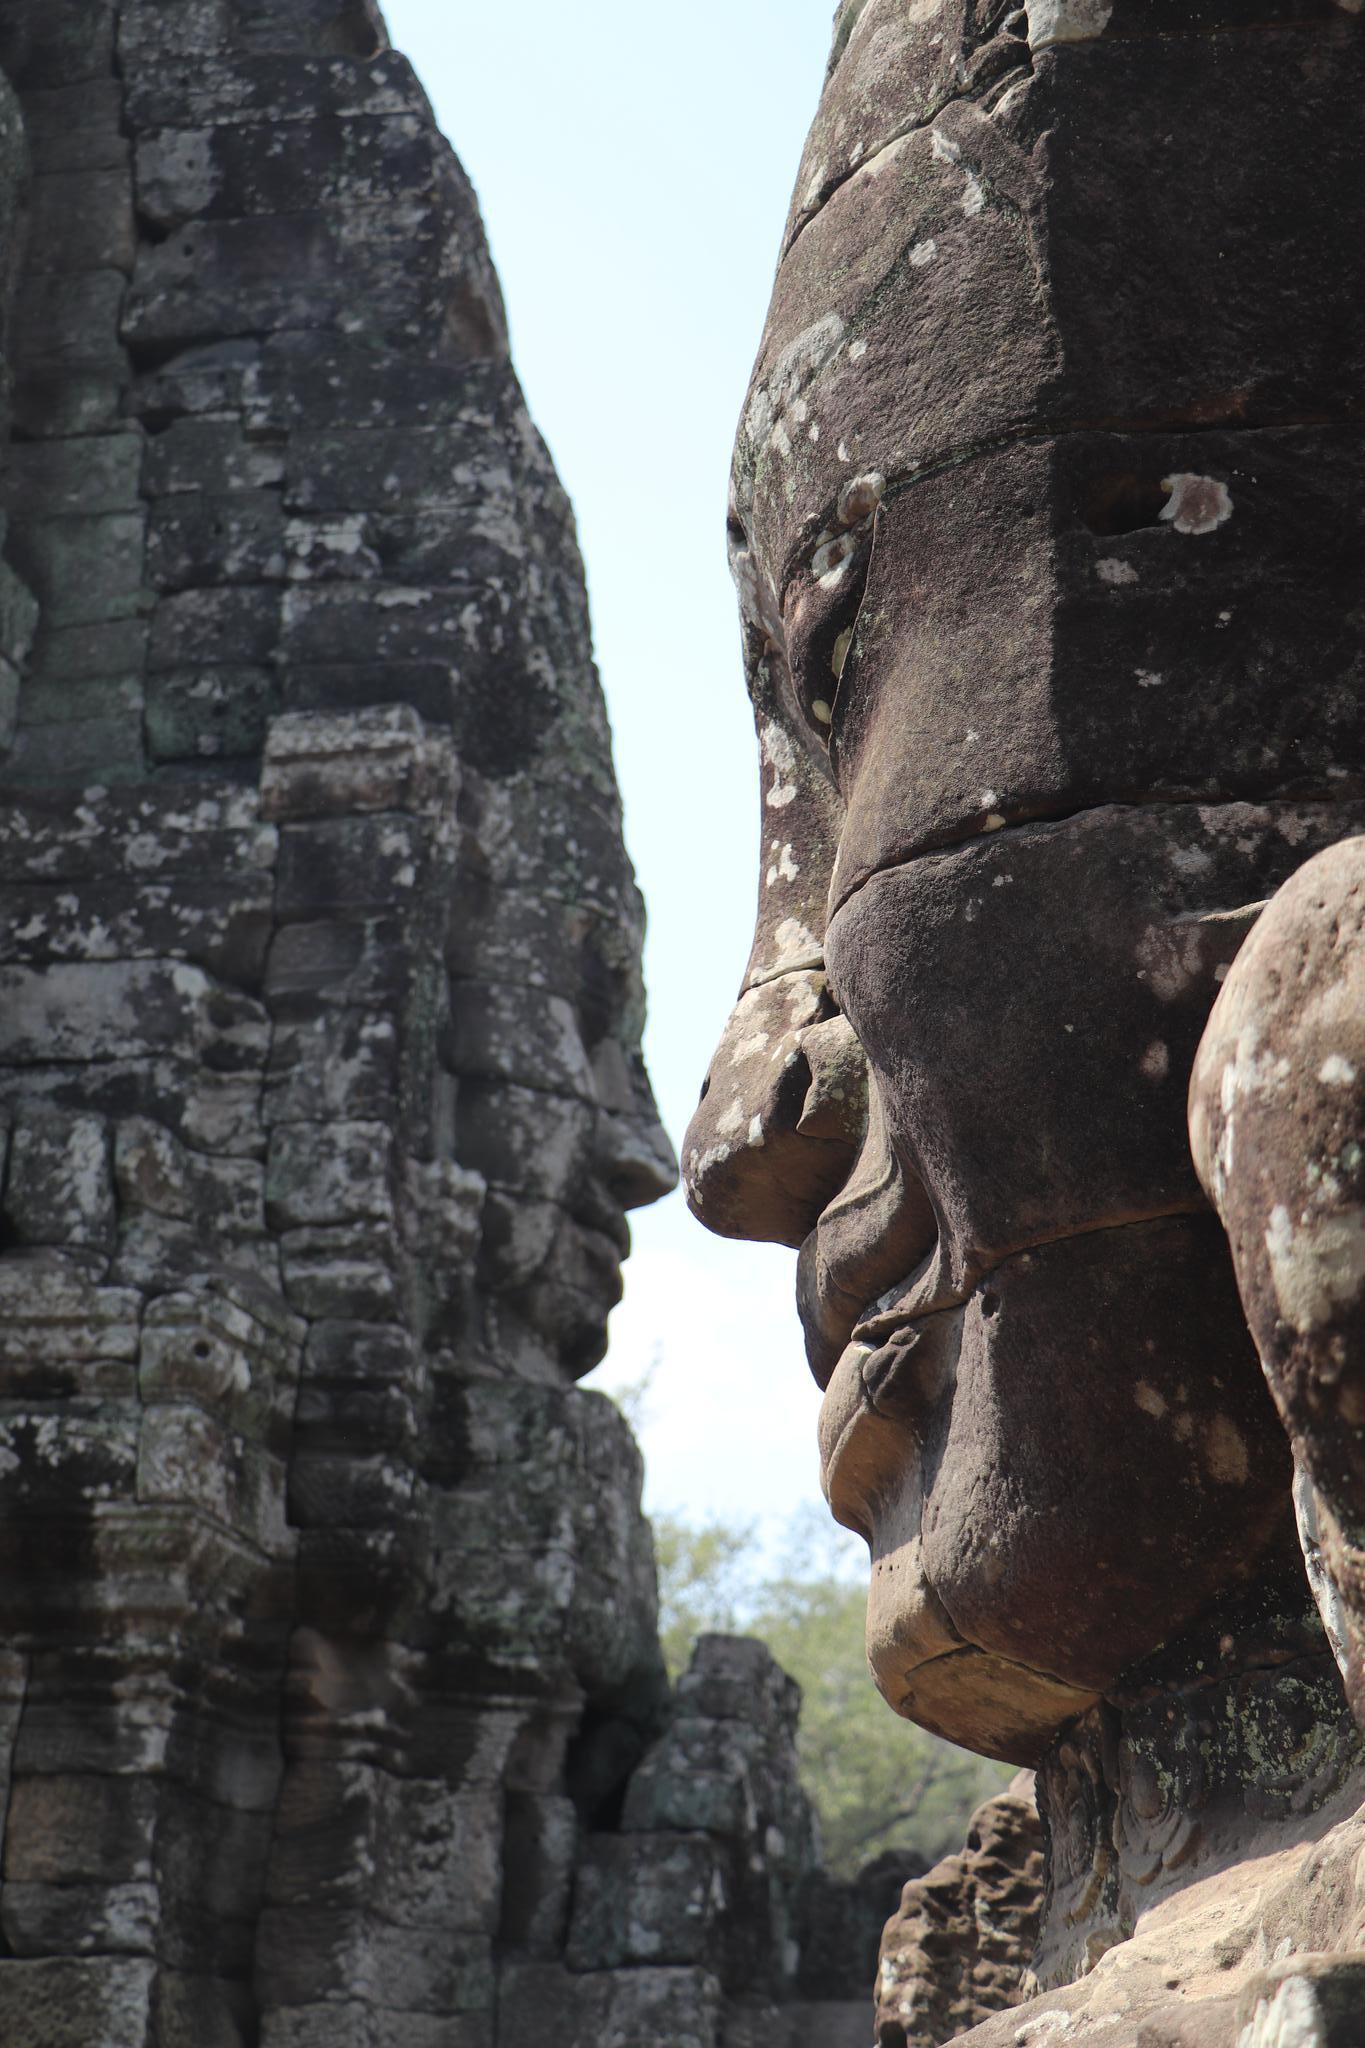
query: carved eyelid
[
  {"left": 827, "top": 504, "right": 885, "bottom": 736},
  {"left": 782, "top": 502, "right": 884, "bottom": 750}
]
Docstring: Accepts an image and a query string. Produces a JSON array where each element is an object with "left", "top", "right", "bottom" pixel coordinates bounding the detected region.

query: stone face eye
[{"left": 782, "top": 525, "right": 875, "bottom": 753}]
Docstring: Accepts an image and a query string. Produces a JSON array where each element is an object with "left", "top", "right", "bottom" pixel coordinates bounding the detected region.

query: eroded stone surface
[
  {"left": 875, "top": 1776, "right": 1043, "bottom": 2048},
  {"left": 1192, "top": 844, "right": 1365, "bottom": 1732}
]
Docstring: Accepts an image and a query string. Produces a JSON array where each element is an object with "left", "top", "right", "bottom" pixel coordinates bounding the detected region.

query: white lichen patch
[
  {"left": 744, "top": 315, "right": 847, "bottom": 459},
  {"left": 1160, "top": 473, "right": 1233, "bottom": 536},
  {"left": 1237, "top": 1971, "right": 1326, "bottom": 2048},
  {"left": 769, "top": 919, "right": 824, "bottom": 977},
  {"left": 1295, "top": 1468, "right": 1353, "bottom": 1684},
  {"left": 1319, "top": 1054, "right": 1357, "bottom": 1088},
  {"left": 1203, "top": 1415, "right": 1250, "bottom": 1487},
  {"left": 1136, "top": 922, "right": 1214, "bottom": 1002},
  {"left": 1135, "top": 670, "right": 1165, "bottom": 689},
  {"left": 760, "top": 720, "right": 800, "bottom": 811},
  {"left": 1140, "top": 1041, "right": 1170, "bottom": 1081},
  {"left": 837, "top": 472, "right": 884, "bottom": 527},
  {"left": 715, "top": 1097, "right": 748, "bottom": 1139},
  {"left": 1013, "top": 2010, "right": 1082, "bottom": 2044},
  {"left": 1026, "top": 0, "right": 1114, "bottom": 48},
  {"left": 812, "top": 531, "right": 857, "bottom": 586},
  {"left": 765, "top": 844, "right": 800, "bottom": 887},
  {"left": 1265, "top": 1204, "right": 1365, "bottom": 1333},
  {"left": 909, "top": 239, "right": 938, "bottom": 268},
  {"left": 931, "top": 128, "right": 988, "bottom": 217},
  {"left": 1096, "top": 557, "right": 1138, "bottom": 586}
]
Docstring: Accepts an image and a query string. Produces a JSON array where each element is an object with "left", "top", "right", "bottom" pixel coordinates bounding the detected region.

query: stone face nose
[
  {"left": 683, "top": 972, "right": 864, "bottom": 1250},
  {"left": 595, "top": 1098, "right": 678, "bottom": 1214},
  {"left": 590, "top": 1037, "right": 678, "bottom": 1212}
]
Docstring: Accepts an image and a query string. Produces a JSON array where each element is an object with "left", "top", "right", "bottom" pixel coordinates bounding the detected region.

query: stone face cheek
[{"left": 826, "top": 432, "right": 1365, "bottom": 903}]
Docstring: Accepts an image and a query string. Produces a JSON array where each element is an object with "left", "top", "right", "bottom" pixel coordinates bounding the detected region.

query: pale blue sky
[{"left": 383, "top": 0, "right": 858, "bottom": 1554}]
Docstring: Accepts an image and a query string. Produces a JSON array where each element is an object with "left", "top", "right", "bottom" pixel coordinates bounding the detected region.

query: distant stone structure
[
  {"left": 688, "top": 1, "right": 1365, "bottom": 2043},
  {"left": 875, "top": 1778, "right": 1041, "bottom": 2048},
  {"left": 0, "top": 3, "right": 885, "bottom": 2043}
]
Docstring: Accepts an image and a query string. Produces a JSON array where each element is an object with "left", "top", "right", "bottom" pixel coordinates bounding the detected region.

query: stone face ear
[{"left": 1191, "top": 837, "right": 1365, "bottom": 1722}]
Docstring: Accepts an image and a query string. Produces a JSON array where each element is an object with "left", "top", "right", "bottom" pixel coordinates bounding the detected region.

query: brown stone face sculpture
[
  {"left": 686, "top": 0, "right": 1365, "bottom": 1777},
  {"left": 1192, "top": 841, "right": 1365, "bottom": 1727}
]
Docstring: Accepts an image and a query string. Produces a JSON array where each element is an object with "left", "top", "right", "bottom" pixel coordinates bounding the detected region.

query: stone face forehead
[
  {"left": 782, "top": 1, "right": 1029, "bottom": 258},
  {"left": 736, "top": 10, "right": 1365, "bottom": 601},
  {"left": 727, "top": 1, "right": 1365, "bottom": 911}
]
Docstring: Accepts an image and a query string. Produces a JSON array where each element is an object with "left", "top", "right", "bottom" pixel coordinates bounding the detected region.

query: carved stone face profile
[
  {"left": 685, "top": 0, "right": 1365, "bottom": 1762},
  {"left": 447, "top": 831, "right": 679, "bottom": 1379}
]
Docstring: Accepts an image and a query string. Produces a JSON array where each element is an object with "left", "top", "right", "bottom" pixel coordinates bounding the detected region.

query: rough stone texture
[
  {"left": 1192, "top": 846, "right": 1365, "bottom": 1730},
  {"left": 875, "top": 1776, "right": 1042, "bottom": 2048},
  {"left": 496, "top": 1635, "right": 880, "bottom": 2048},
  {"left": 688, "top": 0, "right": 1365, "bottom": 2043}
]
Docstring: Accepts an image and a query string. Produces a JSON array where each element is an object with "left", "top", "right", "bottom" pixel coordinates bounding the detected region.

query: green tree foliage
[
  {"left": 653, "top": 1509, "right": 1013, "bottom": 1880},
  {"left": 654, "top": 1512, "right": 757, "bottom": 1672}
]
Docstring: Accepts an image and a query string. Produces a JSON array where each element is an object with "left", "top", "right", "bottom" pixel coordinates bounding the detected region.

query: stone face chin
[{"left": 823, "top": 1219, "right": 1298, "bottom": 1761}]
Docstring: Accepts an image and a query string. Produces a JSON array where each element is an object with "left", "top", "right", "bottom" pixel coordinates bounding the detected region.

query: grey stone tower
[{"left": 0, "top": 2, "right": 685, "bottom": 2039}]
